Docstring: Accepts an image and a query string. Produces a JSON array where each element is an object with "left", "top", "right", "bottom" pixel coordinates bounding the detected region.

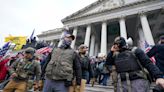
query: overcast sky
[{"left": 0, "top": 0, "right": 97, "bottom": 47}]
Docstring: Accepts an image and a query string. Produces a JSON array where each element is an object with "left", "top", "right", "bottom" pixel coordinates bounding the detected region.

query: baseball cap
[
  {"left": 78, "top": 44, "right": 88, "bottom": 49},
  {"left": 65, "top": 33, "right": 75, "bottom": 40},
  {"left": 25, "top": 47, "right": 35, "bottom": 55},
  {"left": 98, "top": 53, "right": 106, "bottom": 58}
]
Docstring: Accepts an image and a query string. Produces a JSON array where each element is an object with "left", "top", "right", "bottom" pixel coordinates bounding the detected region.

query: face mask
[
  {"left": 63, "top": 39, "right": 72, "bottom": 46},
  {"left": 59, "top": 39, "right": 72, "bottom": 48}
]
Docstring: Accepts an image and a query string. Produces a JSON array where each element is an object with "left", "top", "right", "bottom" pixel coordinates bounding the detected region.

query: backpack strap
[
  {"left": 131, "top": 47, "right": 145, "bottom": 72},
  {"left": 118, "top": 74, "right": 123, "bottom": 92},
  {"left": 111, "top": 66, "right": 117, "bottom": 92}
]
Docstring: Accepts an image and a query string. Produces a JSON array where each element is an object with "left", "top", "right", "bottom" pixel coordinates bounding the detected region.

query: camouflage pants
[{"left": 116, "top": 79, "right": 150, "bottom": 92}]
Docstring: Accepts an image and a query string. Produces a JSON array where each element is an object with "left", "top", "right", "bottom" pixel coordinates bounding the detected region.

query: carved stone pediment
[
  {"left": 62, "top": 0, "right": 122, "bottom": 22},
  {"left": 81, "top": 0, "right": 121, "bottom": 16},
  {"left": 62, "top": 0, "right": 143, "bottom": 22}
]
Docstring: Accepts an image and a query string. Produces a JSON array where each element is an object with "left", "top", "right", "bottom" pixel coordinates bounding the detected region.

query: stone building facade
[{"left": 38, "top": 0, "right": 164, "bottom": 56}]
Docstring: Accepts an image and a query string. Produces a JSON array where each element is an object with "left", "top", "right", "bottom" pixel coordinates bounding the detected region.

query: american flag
[
  {"left": 0, "top": 42, "right": 10, "bottom": 56},
  {"left": 36, "top": 47, "right": 52, "bottom": 54},
  {"left": 144, "top": 41, "right": 156, "bottom": 64}
]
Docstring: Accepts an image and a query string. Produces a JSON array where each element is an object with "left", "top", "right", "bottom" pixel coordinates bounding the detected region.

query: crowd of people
[{"left": 0, "top": 31, "right": 164, "bottom": 92}]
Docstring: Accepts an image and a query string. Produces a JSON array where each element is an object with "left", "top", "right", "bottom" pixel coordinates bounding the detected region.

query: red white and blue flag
[
  {"left": 144, "top": 41, "right": 156, "bottom": 64},
  {"left": 36, "top": 47, "right": 52, "bottom": 54}
]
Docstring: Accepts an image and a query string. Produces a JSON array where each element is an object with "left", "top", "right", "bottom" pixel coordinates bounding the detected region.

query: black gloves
[{"left": 64, "top": 80, "right": 72, "bottom": 87}]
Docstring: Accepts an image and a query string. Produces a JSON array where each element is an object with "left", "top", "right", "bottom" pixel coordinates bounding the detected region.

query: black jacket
[
  {"left": 147, "top": 44, "right": 164, "bottom": 74},
  {"left": 73, "top": 52, "right": 82, "bottom": 85},
  {"left": 106, "top": 47, "right": 163, "bottom": 79}
]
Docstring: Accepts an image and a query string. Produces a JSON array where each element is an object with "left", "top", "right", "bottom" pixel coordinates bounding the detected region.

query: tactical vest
[
  {"left": 46, "top": 48, "right": 74, "bottom": 81},
  {"left": 15, "top": 58, "right": 38, "bottom": 80},
  {"left": 114, "top": 50, "right": 141, "bottom": 73},
  {"left": 114, "top": 48, "right": 151, "bottom": 92}
]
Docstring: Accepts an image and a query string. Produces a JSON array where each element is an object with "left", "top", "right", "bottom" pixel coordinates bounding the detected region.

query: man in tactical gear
[
  {"left": 106, "top": 36, "right": 164, "bottom": 92},
  {"left": 43, "top": 31, "right": 82, "bottom": 92},
  {"left": 3, "top": 47, "right": 41, "bottom": 92}
]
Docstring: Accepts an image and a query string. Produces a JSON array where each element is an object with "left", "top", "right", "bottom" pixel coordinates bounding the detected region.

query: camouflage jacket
[{"left": 9, "top": 57, "right": 41, "bottom": 82}]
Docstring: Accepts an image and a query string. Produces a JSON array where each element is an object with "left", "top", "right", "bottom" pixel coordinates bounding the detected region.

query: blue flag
[
  {"left": 30, "top": 29, "right": 35, "bottom": 40},
  {"left": 2, "top": 42, "right": 10, "bottom": 49},
  {"left": 144, "top": 40, "right": 149, "bottom": 49}
]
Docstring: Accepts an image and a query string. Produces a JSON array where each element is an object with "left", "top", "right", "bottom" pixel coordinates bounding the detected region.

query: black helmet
[{"left": 114, "top": 36, "right": 126, "bottom": 48}]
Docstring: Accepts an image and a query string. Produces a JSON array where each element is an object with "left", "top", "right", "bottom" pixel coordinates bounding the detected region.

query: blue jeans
[
  {"left": 82, "top": 71, "right": 89, "bottom": 84},
  {"left": 101, "top": 74, "right": 109, "bottom": 86},
  {"left": 43, "top": 79, "right": 68, "bottom": 92}
]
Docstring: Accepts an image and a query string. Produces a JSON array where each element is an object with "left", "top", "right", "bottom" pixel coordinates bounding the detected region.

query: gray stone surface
[
  {"left": 0, "top": 82, "right": 156, "bottom": 92},
  {"left": 85, "top": 84, "right": 114, "bottom": 92}
]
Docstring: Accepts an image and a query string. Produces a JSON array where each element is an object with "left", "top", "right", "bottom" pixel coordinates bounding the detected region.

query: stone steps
[{"left": 0, "top": 82, "right": 157, "bottom": 92}]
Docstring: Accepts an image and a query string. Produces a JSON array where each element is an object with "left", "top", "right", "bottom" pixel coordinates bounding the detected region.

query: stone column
[
  {"left": 94, "top": 43, "right": 99, "bottom": 56},
  {"left": 89, "top": 35, "right": 95, "bottom": 56},
  {"left": 119, "top": 17, "right": 127, "bottom": 40},
  {"left": 84, "top": 25, "right": 91, "bottom": 47},
  {"left": 101, "top": 21, "right": 107, "bottom": 54},
  {"left": 138, "top": 28, "right": 145, "bottom": 43},
  {"left": 71, "top": 27, "right": 78, "bottom": 48},
  {"left": 140, "top": 14, "right": 155, "bottom": 45},
  {"left": 138, "top": 28, "right": 146, "bottom": 50}
]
